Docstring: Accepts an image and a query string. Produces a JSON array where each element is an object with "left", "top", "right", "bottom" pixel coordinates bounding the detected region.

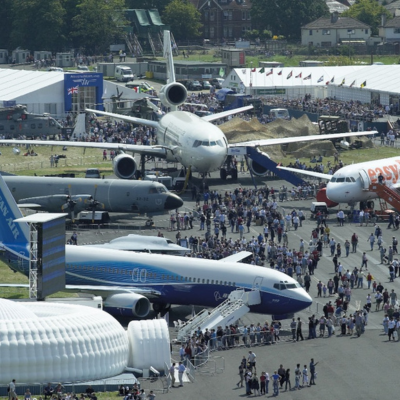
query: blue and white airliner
[{"left": 0, "top": 175, "right": 312, "bottom": 318}]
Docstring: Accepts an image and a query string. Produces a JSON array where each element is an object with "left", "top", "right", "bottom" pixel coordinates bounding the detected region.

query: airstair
[
  {"left": 125, "top": 33, "right": 143, "bottom": 57},
  {"left": 369, "top": 183, "right": 400, "bottom": 212},
  {"left": 244, "top": 147, "right": 306, "bottom": 186},
  {"left": 177, "top": 289, "right": 261, "bottom": 341}
]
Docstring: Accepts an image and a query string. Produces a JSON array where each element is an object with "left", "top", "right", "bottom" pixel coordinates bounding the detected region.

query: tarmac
[{"left": 66, "top": 168, "right": 400, "bottom": 399}]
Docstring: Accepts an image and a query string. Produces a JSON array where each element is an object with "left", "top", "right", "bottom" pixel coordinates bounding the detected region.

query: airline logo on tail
[{"left": 0, "top": 174, "right": 29, "bottom": 251}]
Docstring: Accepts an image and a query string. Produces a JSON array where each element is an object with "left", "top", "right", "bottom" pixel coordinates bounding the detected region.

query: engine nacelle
[
  {"left": 113, "top": 153, "right": 137, "bottom": 179},
  {"left": 104, "top": 293, "right": 151, "bottom": 318},
  {"left": 159, "top": 82, "right": 187, "bottom": 108},
  {"left": 248, "top": 151, "right": 271, "bottom": 177}
]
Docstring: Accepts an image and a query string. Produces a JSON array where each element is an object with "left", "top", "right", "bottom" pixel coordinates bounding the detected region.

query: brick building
[{"left": 189, "top": 0, "right": 252, "bottom": 43}]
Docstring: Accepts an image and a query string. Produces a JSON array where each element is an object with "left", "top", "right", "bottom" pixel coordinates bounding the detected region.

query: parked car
[
  {"left": 85, "top": 168, "right": 101, "bottom": 179},
  {"left": 210, "top": 78, "right": 224, "bottom": 89},
  {"left": 201, "top": 80, "right": 212, "bottom": 90},
  {"left": 188, "top": 80, "right": 202, "bottom": 91}
]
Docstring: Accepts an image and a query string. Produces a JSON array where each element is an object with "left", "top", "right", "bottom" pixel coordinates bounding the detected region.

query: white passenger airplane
[
  {"left": 279, "top": 156, "right": 400, "bottom": 206},
  {"left": 0, "top": 31, "right": 373, "bottom": 180},
  {"left": 0, "top": 174, "right": 312, "bottom": 318}
]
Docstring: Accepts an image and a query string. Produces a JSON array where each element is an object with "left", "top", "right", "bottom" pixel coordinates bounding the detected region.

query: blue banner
[{"left": 64, "top": 73, "right": 104, "bottom": 112}]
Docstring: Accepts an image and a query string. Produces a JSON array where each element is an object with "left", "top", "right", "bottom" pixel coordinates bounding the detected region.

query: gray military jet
[{"left": 3, "top": 175, "right": 183, "bottom": 219}]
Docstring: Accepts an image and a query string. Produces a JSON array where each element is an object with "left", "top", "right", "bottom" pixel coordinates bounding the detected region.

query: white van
[
  {"left": 270, "top": 108, "right": 290, "bottom": 120},
  {"left": 115, "top": 65, "right": 134, "bottom": 82}
]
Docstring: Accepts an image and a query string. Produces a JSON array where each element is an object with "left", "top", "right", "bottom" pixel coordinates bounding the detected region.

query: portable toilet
[
  {"left": 0, "top": 49, "right": 8, "bottom": 64},
  {"left": 34, "top": 51, "right": 52, "bottom": 61},
  {"left": 11, "top": 49, "right": 30, "bottom": 64},
  {"left": 56, "top": 52, "right": 74, "bottom": 68}
]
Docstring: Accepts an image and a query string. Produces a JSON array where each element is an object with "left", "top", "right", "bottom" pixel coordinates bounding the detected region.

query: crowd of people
[
  {"left": 236, "top": 354, "right": 318, "bottom": 395},
  {"left": 264, "top": 96, "right": 397, "bottom": 121}
]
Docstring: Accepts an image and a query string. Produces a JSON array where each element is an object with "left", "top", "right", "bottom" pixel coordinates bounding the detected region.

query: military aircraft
[
  {"left": 0, "top": 104, "right": 63, "bottom": 137},
  {"left": 3, "top": 175, "right": 183, "bottom": 219}
]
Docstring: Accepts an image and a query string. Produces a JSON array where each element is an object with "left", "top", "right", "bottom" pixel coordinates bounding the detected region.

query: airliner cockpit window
[
  {"left": 210, "top": 141, "right": 216, "bottom": 146},
  {"left": 330, "top": 177, "right": 336, "bottom": 182},
  {"left": 351, "top": 177, "right": 356, "bottom": 182},
  {"left": 202, "top": 141, "right": 210, "bottom": 146},
  {"left": 148, "top": 187, "right": 158, "bottom": 194},
  {"left": 216, "top": 140, "right": 224, "bottom": 147},
  {"left": 345, "top": 178, "right": 351, "bottom": 182},
  {"left": 286, "top": 283, "right": 297, "bottom": 289},
  {"left": 193, "top": 140, "right": 202, "bottom": 148},
  {"left": 156, "top": 186, "right": 166, "bottom": 193},
  {"left": 336, "top": 178, "right": 345, "bottom": 182},
  {"left": 273, "top": 283, "right": 285, "bottom": 290}
]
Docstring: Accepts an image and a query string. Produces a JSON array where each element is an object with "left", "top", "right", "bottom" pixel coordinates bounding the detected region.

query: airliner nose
[{"left": 164, "top": 193, "right": 183, "bottom": 210}]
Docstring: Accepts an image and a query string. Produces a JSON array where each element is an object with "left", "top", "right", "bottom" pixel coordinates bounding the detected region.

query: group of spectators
[
  {"left": 264, "top": 96, "right": 396, "bottom": 121},
  {"left": 238, "top": 356, "right": 318, "bottom": 395}
]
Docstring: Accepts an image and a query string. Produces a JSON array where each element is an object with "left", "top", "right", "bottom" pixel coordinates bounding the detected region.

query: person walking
[
  {"left": 8, "top": 379, "right": 17, "bottom": 400},
  {"left": 237, "top": 363, "right": 244, "bottom": 388},
  {"left": 169, "top": 363, "right": 176, "bottom": 388},
  {"left": 296, "top": 317, "right": 304, "bottom": 341},
  {"left": 294, "top": 364, "right": 301, "bottom": 390},
  {"left": 272, "top": 371, "right": 280, "bottom": 396}
]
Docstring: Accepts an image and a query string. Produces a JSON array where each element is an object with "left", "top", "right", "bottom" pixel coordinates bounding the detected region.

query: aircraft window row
[
  {"left": 66, "top": 265, "right": 238, "bottom": 286},
  {"left": 330, "top": 177, "right": 356, "bottom": 183}
]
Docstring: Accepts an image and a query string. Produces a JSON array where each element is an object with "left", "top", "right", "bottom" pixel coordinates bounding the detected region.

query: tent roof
[
  {"left": 0, "top": 69, "right": 64, "bottom": 101},
  {"left": 231, "top": 65, "right": 400, "bottom": 94}
]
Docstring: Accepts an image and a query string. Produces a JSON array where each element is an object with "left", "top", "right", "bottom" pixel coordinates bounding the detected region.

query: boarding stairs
[
  {"left": 148, "top": 32, "right": 163, "bottom": 57},
  {"left": 177, "top": 289, "right": 261, "bottom": 341},
  {"left": 234, "top": 147, "right": 306, "bottom": 186},
  {"left": 369, "top": 183, "right": 400, "bottom": 212},
  {"left": 125, "top": 33, "right": 143, "bottom": 57}
]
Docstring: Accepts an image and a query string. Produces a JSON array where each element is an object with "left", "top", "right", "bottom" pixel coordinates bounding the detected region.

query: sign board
[
  {"left": 3, "top": 101, "right": 16, "bottom": 108},
  {"left": 202, "top": 74, "right": 212, "bottom": 79},
  {"left": 256, "top": 88, "right": 286, "bottom": 95},
  {"left": 235, "top": 41, "right": 250, "bottom": 49},
  {"left": 228, "top": 147, "right": 247, "bottom": 155}
]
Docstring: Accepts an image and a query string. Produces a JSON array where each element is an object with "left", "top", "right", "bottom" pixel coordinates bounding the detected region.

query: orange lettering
[
  {"left": 383, "top": 166, "right": 392, "bottom": 181},
  {"left": 389, "top": 165, "right": 399, "bottom": 183},
  {"left": 368, "top": 168, "right": 377, "bottom": 184}
]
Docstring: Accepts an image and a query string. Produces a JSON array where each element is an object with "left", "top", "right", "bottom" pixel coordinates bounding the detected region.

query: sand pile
[{"left": 221, "top": 114, "right": 373, "bottom": 160}]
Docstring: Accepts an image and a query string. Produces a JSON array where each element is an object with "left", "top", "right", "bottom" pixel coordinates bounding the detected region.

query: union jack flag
[{"left": 68, "top": 86, "right": 79, "bottom": 95}]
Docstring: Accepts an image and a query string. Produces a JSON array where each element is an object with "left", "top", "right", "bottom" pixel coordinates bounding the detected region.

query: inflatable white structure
[
  {"left": 0, "top": 299, "right": 171, "bottom": 384},
  {"left": 128, "top": 319, "right": 171, "bottom": 371}
]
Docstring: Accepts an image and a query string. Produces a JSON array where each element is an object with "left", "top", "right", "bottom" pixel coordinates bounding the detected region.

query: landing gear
[{"left": 220, "top": 168, "right": 227, "bottom": 180}]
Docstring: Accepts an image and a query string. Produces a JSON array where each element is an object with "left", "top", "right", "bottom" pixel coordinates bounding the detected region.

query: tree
[
  {"left": 71, "top": 0, "right": 127, "bottom": 54},
  {"left": 251, "top": 0, "right": 329, "bottom": 41},
  {"left": 341, "top": 0, "right": 391, "bottom": 35},
  {"left": 162, "top": 0, "right": 202, "bottom": 41},
  {"left": 0, "top": 0, "right": 14, "bottom": 52},
  {"left": 10, "top": 0, "right": 66, "bottom": 52}
]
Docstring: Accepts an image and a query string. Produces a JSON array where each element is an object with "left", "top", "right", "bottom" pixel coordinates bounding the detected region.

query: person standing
[
  {"left": 169, "top": 363, "right": 176, "bottom": 387},
  {"left": 247, "top": 350, "right": 256, "bottom": 373},
  {"left": 271, "top": 371, "right": 280, "bottom": 396},
  {"left": 309, "top": 359, "right": 318, "bottom": 385},
  {"left": 9, "top": 379, "right": 17, "bottom": 400},
  {"left": 351, "top": 233, "right": 358, "bottom": 252},
  {"left": 290, "top": 318, "right": 297, "bottom": 341},
  {"left": 177, "top": 361, "right": 185, "bottom": 387},
  {"left": 294, "top": 364, "right": 301, "bottom": 390},
  {"left": 284, "top": 369, "right": 291, "bottom": 391},
  {"left": 259, "top": 372, "right": 267, "bottom": 395},
  {"left": 361, "top": 252, "right": 368, "bottom": 271}
]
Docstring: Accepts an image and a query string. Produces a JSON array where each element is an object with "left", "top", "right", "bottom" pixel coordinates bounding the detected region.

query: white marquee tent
[{"left": 224, "top": 65, "right": 400, "bottom": 106}]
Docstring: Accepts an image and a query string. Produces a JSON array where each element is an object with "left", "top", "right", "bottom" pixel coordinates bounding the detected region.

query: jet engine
[
  {"left": 113, "top": 153, "right": 137, "bottom": 179},
  {"left": 247, "top": 151, "right": 271, "bottom": 177},
  {"left": 104, "top": 293, "right": 151, "bottom": 318},
  {"left": 159, "top": 82, "right": 187, "bottom": 108}
]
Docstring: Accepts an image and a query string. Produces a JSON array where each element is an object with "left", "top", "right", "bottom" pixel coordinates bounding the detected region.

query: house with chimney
[{"left": 301, "top": 12, "right": 371, "bottom": 47}]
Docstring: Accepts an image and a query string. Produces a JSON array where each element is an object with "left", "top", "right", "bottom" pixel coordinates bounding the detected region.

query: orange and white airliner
[{"left": 279, "top": 157, "right": 400, "bottom": 207}]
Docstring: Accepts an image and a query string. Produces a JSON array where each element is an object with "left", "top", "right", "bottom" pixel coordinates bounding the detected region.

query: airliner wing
[
  {"left": 65, "top": 285, "right": 162, "bottom": 297},
  {"left": 277, "top": 166, "right": 333, "bottom": 180},
  {"left": 0, "top": 139, "right": 168, "bottom": 157},
  {"left": 230, "top": 130, "right": 376, "bottom": 147},
  {"left": 220, "top": 251, "right": 253, "bottom": 263},
  {"left": 201, "top": 105, "right": 254, "bottom": 122},
  {"left": 86, "top": 108, "right": 159, "bottom": 129},
  {"left": 0, "top": 284, "right": 162, "bottom": 298}
]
